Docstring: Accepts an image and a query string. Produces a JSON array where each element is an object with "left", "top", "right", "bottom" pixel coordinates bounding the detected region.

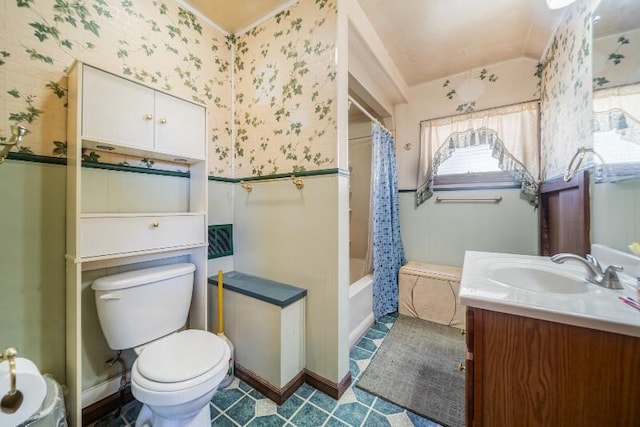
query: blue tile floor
[{"left": 90, "top": 314, "right": 440, "bottom": 426}]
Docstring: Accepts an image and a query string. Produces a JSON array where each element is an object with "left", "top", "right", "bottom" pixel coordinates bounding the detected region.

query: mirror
[{"left": 590, "top": 0, "right": 640, "bottom": 251}]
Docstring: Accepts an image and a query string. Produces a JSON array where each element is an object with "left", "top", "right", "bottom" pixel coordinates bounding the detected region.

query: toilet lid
[{"left": 136, "top": 330, "right": 227, "bottom": 383}]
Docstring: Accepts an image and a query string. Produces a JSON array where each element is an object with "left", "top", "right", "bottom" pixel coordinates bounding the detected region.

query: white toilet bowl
[
  {"left": 91, "top": 264, "right": 231, "bottom": 427},
  {"left": 131, "top": 330, "right": 230, "bottom": 427}
]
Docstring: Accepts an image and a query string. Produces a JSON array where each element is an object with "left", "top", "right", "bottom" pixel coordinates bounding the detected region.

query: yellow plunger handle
[{"left": 217, "top": 270, "right": 224, "bottom": 334}]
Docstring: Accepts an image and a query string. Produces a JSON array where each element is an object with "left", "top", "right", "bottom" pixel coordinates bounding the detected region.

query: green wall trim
[
  {"left": 7, "top": 155, "right": 344, "bottom": 182},
  {"left": 7, "top": 152, "right": 66, "bottom": 165},
  {"left": 6, "top": 152, "right": 191, "bottom": 178},
  {"left": 208, "top": 175, "right": 237, "bottom": 183},
  {"left": 399, "top": 189, "right": 416, "bottom": 193},
  {"left": 207, "top": 168, "right": 342, "bottom": 183},
  {"left": 82, "top": 161, "right": 190, "bottom": 178}
]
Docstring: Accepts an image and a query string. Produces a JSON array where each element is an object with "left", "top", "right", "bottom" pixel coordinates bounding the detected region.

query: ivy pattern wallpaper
[
  {"left": 593, "top": 28, "right": 639, "bottom": 89},
  {"left": 232, "top": 0, "right": 337, "bottom": 176},
  {"left": 1, "top": 0, "right": 233, "bottom": 175},
  {"left": 539, "top": 0, "right": 595, "bottom": 181}
]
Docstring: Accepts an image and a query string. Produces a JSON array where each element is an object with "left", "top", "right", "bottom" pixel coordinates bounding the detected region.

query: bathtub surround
[
  {"left": 348, "top": 274, "right": 374, "bottom": 349},
  {"left": 348, "top": 120, "right": 373, "bottom": 274},
  {"left": 371, "top": 123, "right": 406, "bottom": 319},
  {"left": 398, "top": 262, "right": 465, "bottom": 329}
]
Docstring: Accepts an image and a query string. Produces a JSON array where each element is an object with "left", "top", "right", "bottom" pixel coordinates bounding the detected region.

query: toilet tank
[{"left": 92, "top": 263, "right": 196, "bottom": 350}]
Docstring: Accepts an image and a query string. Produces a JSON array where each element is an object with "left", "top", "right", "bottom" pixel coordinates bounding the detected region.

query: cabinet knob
[
  {"left": 144, "top": 113, "right": 153, "bottom": 121},
  {"left": 159, "top": 118, "right": 167, "bottom": 124},
  {"left": 458, "top": 362, "right": 465, "bottom": 371},
  {"left": 460, "top": 329, "right": 466, "bottom": 336},
  {"left": 151, "top": 221, "right": 159, "bottom": 228}
]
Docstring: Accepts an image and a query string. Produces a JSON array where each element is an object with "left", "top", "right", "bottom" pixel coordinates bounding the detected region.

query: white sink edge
[{"left": 460, "top": 251, "right": 640, "bottom": 338}]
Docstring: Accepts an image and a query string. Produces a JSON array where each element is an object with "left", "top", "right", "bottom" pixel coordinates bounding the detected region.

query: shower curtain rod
[{"left": 348, "top": 96, "right": 393, "bottom": 135}]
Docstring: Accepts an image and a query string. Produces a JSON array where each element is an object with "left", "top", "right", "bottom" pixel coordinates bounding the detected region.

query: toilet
[{"left": 92, "top": 263, "right": 230, "bottom": 427}]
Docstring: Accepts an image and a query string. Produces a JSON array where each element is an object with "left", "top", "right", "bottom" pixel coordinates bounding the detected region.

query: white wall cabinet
[
  {"left": 65, "top": 62, "right": 208, "bottom": 426},
  {"left": 81, "top": 65, "right": 205, "bottom": 161}
]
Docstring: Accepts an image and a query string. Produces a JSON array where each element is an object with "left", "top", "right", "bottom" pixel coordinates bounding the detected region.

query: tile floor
[{"left": 90, "top": 314, "right": 440, "bottom": 426}]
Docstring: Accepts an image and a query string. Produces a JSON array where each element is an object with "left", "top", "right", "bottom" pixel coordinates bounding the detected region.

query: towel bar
[{"left": 435, "top": 196, "right": 502, "bottom": 203}]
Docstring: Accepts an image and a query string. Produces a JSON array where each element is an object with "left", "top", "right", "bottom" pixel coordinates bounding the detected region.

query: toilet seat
[{"left": 132, "top": 330, "right": 229, "bottom": 395}]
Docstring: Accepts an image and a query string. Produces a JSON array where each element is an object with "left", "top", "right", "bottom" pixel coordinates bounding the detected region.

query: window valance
[
  {"left": 593, "top": 83, "right": 640, "bottom": 182},
  {"left": 416, "top": 101, "right": 540, "bottom": 206}
]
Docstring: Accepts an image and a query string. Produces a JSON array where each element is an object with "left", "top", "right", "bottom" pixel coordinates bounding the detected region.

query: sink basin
[{"left": 487, "top": 263, "right": 590, "bottom": 294}]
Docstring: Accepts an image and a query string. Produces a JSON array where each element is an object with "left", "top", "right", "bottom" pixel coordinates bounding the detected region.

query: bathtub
[{"left": 349, "top": 273, "right": 374, "bottom": 349}]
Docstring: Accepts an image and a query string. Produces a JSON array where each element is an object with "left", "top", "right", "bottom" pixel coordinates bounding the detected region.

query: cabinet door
[
  {"left": 154, "top": 91, "right": 206, "bottom": 160},
  {"left": 82, "top": 65, "right": 155, "bottom": 150}
]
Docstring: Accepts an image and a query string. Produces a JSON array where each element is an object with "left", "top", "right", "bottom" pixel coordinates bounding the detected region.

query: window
[
  {"left": 433, "top": 144, "right": 514, "bottom": 187},
  {"left": 416, "top": 102, "right": 539, "bottom": 206},
  {"left": 593, "top": 129, "right": 640, "bottom": 180},
  {"left": 592, "top": 84, "right": 640, "bottom": 181}
]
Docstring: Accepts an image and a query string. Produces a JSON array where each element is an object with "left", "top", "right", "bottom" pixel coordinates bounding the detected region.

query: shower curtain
[{"left": 371, "top": 122, "right": 406, "bottom": 319}]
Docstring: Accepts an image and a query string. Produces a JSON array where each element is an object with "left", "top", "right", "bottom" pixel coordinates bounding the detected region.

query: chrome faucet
[{"left": 550, "top": 253, "right": 624, "bottom": 289}]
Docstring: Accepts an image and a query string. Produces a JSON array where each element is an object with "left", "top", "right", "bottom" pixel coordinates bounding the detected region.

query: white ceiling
[
  {"left": 184, "top": 0, "right": 565, "bottom": 87},
  {"left": 183, "top": 0, "right": 293, "bottom": 33},
  {"left": 592, "top": 0, "right": 640, "bottom": 38},
  {"left": 356, "top": 0, "right": 564, "bottom": 87}
]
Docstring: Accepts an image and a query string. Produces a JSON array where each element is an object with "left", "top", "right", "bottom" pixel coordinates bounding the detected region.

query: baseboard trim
[
  {"left": 82, "top": 366, "right": 352, "bottom": 425},
  {"left": 304, "top": 369, "right": 352, "bottom": 400},
  {"left": 81, "top": 385, "right": 134, "bottom": 426},
  {"left": 82, "top": 373, "right": 131, "bottom": 408},
  {"left": 235, "top": 364, "right": 305, "bottom": 405}
]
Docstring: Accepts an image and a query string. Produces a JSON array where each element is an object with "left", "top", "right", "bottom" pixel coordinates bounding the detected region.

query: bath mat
[{"left": 357, "top": 315, "right": 465, "bottom": 427}]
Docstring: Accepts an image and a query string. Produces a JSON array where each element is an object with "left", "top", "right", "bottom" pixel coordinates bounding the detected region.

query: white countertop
[{"left": 459, "top": 251, "right": 640, "bottom": 338}]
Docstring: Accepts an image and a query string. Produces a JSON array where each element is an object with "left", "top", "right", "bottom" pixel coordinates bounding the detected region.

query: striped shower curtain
[{"left": 371, "top": 122, "right": 406, "bottom": 319}]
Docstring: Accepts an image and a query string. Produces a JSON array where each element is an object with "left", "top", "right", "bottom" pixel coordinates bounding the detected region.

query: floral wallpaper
[
  {"left": 593, "top": 28, "right": 640, "bottom": 89},
  {"left": 232, "top": 0, "right": 337, "bottom": 176},
  {"left": 539, "top": 0, "right": 596, "bottom": 180},
  {"left": 395, "top": 57, "right": 540, "bottom": 189},
  {"left": 0, "top": 0, "right": 232, "bottom": 175},
  {"left": 441, "top": 67, "right": 500, "bottom": 114}
]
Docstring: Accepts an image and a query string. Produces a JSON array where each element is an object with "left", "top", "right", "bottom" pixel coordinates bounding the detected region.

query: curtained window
[
  {"left": 416, "top": 101, "right": 540, "bottom": 206},
  {"left": 593, "top": 83, "right": 640, "bottom": 181}
]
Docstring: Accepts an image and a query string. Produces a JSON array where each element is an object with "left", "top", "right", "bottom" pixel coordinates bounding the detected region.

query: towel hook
[
  {"left": 291, "top": 175, "right": 304, "bottom": 190},
  {"left": 240, "top": 181, "right": 253, "bottom": 192},
  {"left": 564, "top": 146, "right": 592, "bottom": 182}
]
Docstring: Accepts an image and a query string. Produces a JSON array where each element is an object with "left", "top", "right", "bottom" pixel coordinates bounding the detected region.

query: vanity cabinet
[
  {"left": 81, "top": 64, "right": 205, "bottom": 161},
  {"left": 65, "top": 62, "right": 208, "bottom": 426},
  {"left": 465, "top": 307, "right": 640, "bottom": 426}
]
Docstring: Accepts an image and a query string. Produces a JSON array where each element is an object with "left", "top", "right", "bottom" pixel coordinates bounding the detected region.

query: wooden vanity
[
  {"left": 464, "top": 307, "right": 640, "bottom": 426},
  {"left": 460, "top": 251, "right": 640, "bottom": 427}
]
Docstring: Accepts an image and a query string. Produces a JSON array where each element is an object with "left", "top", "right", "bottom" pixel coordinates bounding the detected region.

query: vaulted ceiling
[
  {"left": 183, "top": 0, "right": 564, "bottom": 88},
  {"left": 183, "top": 0, "right": 293, "bottom": 34}
]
